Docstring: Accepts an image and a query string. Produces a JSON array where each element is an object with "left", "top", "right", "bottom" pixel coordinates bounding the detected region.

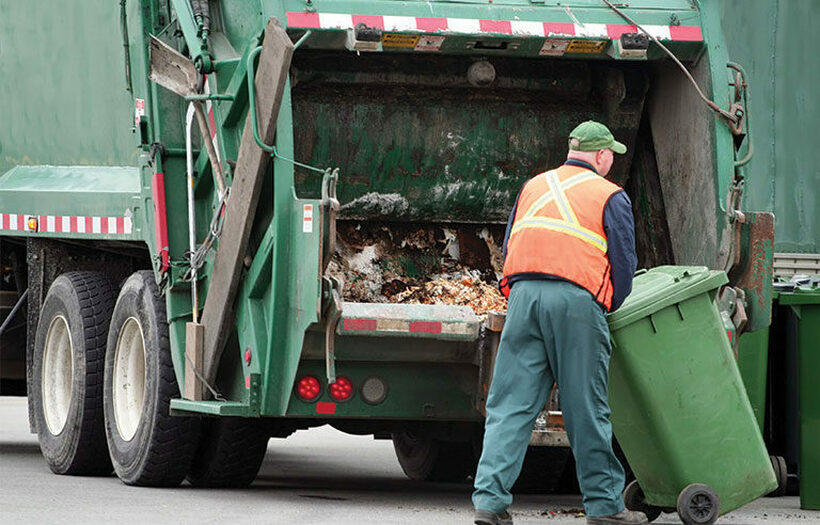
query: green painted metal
[
  {"left": 777, "top": 286, "right": 820, "bottom": 510},
  {"left": 2, "top": 0, "right": 772, "bottom": 426},
  {"left": 170, "top": 399, "right": 251, "bottom": 416},
  {"left": 608, "top": 266, "right": 777, "bottom": 513},
  {"left": 721, "top": 1, "right": 820, "bottom": 254},
  {"left": 285, "top": 360, "right": 482, "bottom": 420},
  {"left": 736, "top": 329, "right": 769, "bottom": 432},
  {"left": 0, "top": 166, "right": 143, "bottom": 241},
  {"left": 0, "top": 1, "right": 139, "bottom": 175},
  {"left": 0, "top": 166, "right": 140, "bottom": 213},
  {"left": 338, "top": 302, "right": 480, "bottom": 341}
]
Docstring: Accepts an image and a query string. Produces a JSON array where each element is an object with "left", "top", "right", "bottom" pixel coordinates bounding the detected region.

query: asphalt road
[{"left": 1, "top": 397, "right": 817, "bottom": 525}]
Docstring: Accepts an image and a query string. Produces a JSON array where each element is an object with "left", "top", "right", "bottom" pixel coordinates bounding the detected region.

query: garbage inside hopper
[{"left": 327, "top": 221, "right": 508, "bottom": 315}]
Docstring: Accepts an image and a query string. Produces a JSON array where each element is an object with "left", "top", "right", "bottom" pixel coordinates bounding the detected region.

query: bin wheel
[
  {"left": 767, "top": 455, "right": 788, "bottom": 497},
  {"left": 676, "top": 483, "right": 720, "bottom": 525},
  {"left": 623, "top": 480, "right": 662, "bottom": 522}
]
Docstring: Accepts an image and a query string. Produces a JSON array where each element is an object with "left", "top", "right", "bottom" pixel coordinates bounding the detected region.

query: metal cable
[
  {"left": 601, "top": 0, "right": 738, "bottom": 124},
  {"left": 184, "top": 352, "right": 226, "bottom": 401},
  {"left": 182, "top": 191, "right": 229, "bottom": 283},
  {"left": 0, "top": 288, "right": 28, "bottom": 338}
]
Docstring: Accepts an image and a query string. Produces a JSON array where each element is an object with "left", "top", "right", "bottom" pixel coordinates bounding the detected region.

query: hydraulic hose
[{"left": 189, "top": 0, "right": 211, "bottom": 37}]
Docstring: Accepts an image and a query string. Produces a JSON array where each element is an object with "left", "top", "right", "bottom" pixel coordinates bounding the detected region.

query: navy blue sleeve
[
  {"left": 603, "top": 190, "right": 637, "bottom": 311},
  {"left": 501, "top": 189, "right": 523, "bottom": 262}
]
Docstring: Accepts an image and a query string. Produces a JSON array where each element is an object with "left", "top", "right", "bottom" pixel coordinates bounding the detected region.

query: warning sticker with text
[
  {"left": 566, "top": 40, "right": 607, "bottom": 54},
  {"left": 383, "top": 33, "right": 420, "bottom": 48},
  {"left": 540, "top": 39, "right": 570, "bottom": 56},
  {"left": 415, "top": 35, "right": 445, "bottom": 52}
]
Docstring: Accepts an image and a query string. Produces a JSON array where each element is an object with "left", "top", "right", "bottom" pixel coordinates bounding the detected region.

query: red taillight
[
  {"left": 296, "top": 376, "right": 322, "bottom": 402},
  {"left": 328, "top": 377, "right": 354, "bottom": 402}
]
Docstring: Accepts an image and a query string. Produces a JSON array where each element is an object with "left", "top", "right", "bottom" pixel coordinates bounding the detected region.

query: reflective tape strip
[
  {"left": 0, "top": 214, "right": 133, "bottom": 235},
  {"left": 511, "top": 217, "right": 608, "bottom": 252},
  {"left": 285, "top": 13, "right": 703, "bottom": 41},
  {"left": 343, "top": 318, "right": 378, "bottom": 331},
  {"left": 522, "top": 170, "right": 598, "bottom": 219},
  {"left": 545, "top": 171, "right": 579, "bottom": 225},
  {"left": 341, "top": 317, "right": 474, "bottom": 336},
  {"left": 573, "top": 23, "right": 608, "bottom": 38}
]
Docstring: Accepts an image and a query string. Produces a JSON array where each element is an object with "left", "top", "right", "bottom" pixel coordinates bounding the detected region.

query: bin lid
[
  {"left": 607, "top": 266, "right": 728, "bottom": 331},
  {"left": 776, "top": 285, "right": 820, "bottom": 305}
]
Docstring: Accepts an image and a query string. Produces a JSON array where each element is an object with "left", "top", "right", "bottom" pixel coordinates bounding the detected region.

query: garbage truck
[{"left": 0, "top": 0, "right": 771, "bottom": 489}]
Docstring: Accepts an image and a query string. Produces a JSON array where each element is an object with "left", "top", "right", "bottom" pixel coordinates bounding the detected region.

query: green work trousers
[{"left": 472, "top": 279, "right": 625, "bottom": 517}]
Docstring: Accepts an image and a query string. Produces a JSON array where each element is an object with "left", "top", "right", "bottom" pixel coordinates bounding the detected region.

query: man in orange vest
[{"left": 473, "top": 121, "right": 642, "bottom": 525}]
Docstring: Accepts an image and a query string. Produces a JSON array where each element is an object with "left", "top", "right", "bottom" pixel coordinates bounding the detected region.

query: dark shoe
[
  {"left": 586, "top": 509, "right": 648, "bottom": 525},
  {"left": 474, "top": 509, "right": 513, "bottom": 525}
]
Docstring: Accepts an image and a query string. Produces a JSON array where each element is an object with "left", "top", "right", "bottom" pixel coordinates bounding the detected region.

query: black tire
[
  {"left": 513, "top": 446, "right": 571, "bottom": 494},
  {"left": 103, "top": 271, "right": 199, "bottom": 486},
  {"left": 31, "top": 272, "right": 117, "bottom": 475},
  {"left": 623, "top": 480, "right": 662, "bottom": 522},
  {"left": 767, "top": 455, "right": 788, "bottom": 497},
  {"left": 392, "top": 431, "right": 476, "bottom": 482},
  {"left": 187, "top": 418, "right": 269, "bottom": 487},
  {"left": 676, "top": 483, "right": 720, "bottom": 525}
]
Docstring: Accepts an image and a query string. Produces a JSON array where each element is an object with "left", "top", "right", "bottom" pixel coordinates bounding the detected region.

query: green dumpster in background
[
  {"left": 737, "top": 329, "right": 770, "bottom": 433},
  {"left": 608, "top": 266, "right": 777, "bottom": 524},
  {"left": 776, "top": 284, "right": 820, "bottom": 511}
]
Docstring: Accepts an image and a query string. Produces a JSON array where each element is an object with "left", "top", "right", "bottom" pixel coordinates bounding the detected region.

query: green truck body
[{"left": 0, "top": 0, "right": 774, "bottom": 487}]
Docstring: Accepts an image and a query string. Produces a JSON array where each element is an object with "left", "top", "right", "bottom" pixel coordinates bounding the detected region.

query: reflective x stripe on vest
[{"left": 510, "top": 170, "right": 607, "bottom": 253}]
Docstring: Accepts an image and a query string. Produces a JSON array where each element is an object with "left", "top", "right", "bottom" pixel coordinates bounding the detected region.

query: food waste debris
[{"left": 327, "top": 222, "right": 507, "bottom": 315}]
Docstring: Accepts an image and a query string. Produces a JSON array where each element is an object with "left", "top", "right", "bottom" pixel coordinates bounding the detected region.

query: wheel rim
[
  {"left": 688, "top": 492, "right": 715, "bottom": 522},
  {"left": 42, "top": 315, "right": 74, "bottom": 435},
  {"left": 113, "top": 317, "right": 147, "bottom": 442}
]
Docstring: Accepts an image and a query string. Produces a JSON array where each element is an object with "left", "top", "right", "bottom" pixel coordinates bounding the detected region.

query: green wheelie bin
[
  {"left": 776, "top": 282, "right": 820, "bottom": 510},
  {"left": 607, "top": 266, "right": 777, "bottom": 524}
]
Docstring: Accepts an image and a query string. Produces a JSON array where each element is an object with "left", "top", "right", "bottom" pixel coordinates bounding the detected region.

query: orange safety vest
[{"left": 500, "top": 164, "right": 622, "bottom": 310}]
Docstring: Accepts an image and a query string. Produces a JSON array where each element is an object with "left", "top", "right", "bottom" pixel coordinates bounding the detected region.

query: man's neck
[{"left": 563, "top": 158, "right": 599, "bottom": 174}]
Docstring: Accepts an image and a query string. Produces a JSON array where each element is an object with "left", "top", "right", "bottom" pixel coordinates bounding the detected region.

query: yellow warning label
[
  {"left": 566, "top": 39, "right": 607, "bottom": 54},
  {"left": 382, "top": 33, "right": 420, "bottom": 48}
]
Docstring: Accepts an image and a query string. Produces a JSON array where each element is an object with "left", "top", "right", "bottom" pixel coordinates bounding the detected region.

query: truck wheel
[
  {"left": 623, "top": 480, "right": 662, "bottom": 522},
  {"left": 31, "top": 272, "right": 116, "bottom": 475},
  {"left": 103, "top": 271, "right": 199, "bottom": 486},
  {"left": 676, "top": 483, "right": 720, "bottom": 525},
  {"left": 187, "top": 418, "right": 269, "bottom": 487},
  {"left": 392, "top": 431, "right": 476, "bottom": 482},
  {"left": 512, "top": 446, "right": 571, "bottom": 494}
]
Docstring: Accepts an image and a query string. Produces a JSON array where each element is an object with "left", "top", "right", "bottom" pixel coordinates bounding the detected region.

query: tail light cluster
[
  {"left": 328, "top": 377, "right": 354, "bottom": 402},
  {"left": 295, "top": 375, "right": 388, "bottom": 406},
  {"left": 296, "top": 376, "right": 322, "bottom": 402}
]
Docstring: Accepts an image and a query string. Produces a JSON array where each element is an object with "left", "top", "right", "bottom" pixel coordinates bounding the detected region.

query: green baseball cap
[{"left": 568, "top": 121, "right": 627, "bottom": 154}]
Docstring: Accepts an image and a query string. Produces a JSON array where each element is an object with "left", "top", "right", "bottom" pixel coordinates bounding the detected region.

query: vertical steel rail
[{"left": 185, "top": 103, "right": 199, "bottom": 323}]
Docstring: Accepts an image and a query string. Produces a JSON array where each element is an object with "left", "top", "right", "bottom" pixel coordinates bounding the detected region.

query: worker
[{"left": 473, "top": 121, "right": 643, "bottom": 525}]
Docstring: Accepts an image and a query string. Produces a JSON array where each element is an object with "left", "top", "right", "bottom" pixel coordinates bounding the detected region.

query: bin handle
[{"left": 634, "top": 269, "right": 648, "bottom": 277}]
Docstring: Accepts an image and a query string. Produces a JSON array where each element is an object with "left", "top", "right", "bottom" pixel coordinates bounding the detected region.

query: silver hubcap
[
  {"left": 113, "top": 317, "right": 146, "bottom": 442},
  {"left": 42, "top": 315, "right": 74, "bottom": 435}
]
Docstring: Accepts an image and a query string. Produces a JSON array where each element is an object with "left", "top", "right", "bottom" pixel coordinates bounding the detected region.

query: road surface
[{"left": 0, "top": 397, "right": 816, "bottom": 524}]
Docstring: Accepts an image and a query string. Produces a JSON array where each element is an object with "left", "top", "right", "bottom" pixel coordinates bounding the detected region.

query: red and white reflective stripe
[
  {"left": 286, "top": 12, "right": 703, "bottom": 41},
  {"left": 341, "top": 317, "right": 472, "bottom": 336},
  {"left": 0, "top": 213, "right": 133, "bottom": 235},
  {"left": 0, "top": 214, "right": 21, "bottom": 231}
]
